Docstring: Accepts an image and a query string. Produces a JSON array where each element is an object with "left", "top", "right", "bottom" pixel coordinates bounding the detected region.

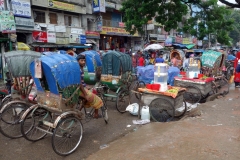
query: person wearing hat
[{"left": 76, "top": 54, "right": 103, "bottom": 118}]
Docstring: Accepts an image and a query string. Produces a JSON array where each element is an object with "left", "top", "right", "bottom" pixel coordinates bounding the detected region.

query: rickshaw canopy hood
[
  {"left": 102, "top": 51, "right": 132, "bottom": 76},
  {"left": 30, "top": 54, "right": 81, "bottom": 95},
  {"left": 81, "top": 50, "right": 102, "bottom": 73},
  {"left": 201, "top": 50, "right": 223, "bottom": 68},
  {"left": 4, "top": 50, "right": 41, "bottom": 77}
]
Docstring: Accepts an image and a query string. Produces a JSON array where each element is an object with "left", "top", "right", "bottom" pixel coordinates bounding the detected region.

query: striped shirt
[{"left": 80, "top": 69, "right": 86, "bottom": 87}]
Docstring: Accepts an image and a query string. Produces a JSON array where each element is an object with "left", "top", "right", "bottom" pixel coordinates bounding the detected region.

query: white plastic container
[
  {"left": 155, "top": 63, "right": 168, "bottom": 74},
  {"left": 141, "top": 106, "right": 150, "bottom": 120}
]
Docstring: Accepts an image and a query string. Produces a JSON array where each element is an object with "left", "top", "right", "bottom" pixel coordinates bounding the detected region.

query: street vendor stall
[{"left": 134, "top": 86, "right": 187, "bottom": 122}]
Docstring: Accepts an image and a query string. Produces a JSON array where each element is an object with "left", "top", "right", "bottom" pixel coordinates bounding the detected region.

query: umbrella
[
  {"left": 144, "top": 44, "right": 163, "bottom": 51},
  {"left": 17, "top": 42, "right": 30, "bottom": 51}
]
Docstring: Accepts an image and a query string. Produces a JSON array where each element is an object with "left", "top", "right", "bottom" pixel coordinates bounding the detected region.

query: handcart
[
  {"left": 135, "top": 86, "right": 187, "bottom": 122},
  {"left": 0, "top": 50, "right": 41, "bottom": 139},
  {"left": 99, "top": 51, "right": 133, "bottom": 113},
  {"left": 20, "top": 54, "right": 91, "bottom": 156},
  {"left": 81, "top": 50, "right": 102, "bottom": 85}
]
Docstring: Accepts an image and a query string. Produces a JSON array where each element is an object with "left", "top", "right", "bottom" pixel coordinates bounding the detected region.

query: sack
[
  {"left": 126, "top": 103, "right": 139, "bottom": 116},
  {"left": 229, "top": 75, "right": 234, "bottom": 84}
]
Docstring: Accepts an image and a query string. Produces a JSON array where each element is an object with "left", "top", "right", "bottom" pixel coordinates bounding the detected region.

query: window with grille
[
  {"left": 33, "top": 11, "right": 46, "bottom": 23},
  {"left": 72, "top": 16, "right": 79, "bottom": 27},
  {"left": 49, "top": 13, "right": 58, "bottom": 24},
  {"left": 64, "top": 15, "right": 72, "bottom": 26}
]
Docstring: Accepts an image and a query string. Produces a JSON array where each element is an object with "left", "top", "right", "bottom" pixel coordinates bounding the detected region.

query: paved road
[{"left": 0, "top": 100, "right": 141, "bottom": 160}]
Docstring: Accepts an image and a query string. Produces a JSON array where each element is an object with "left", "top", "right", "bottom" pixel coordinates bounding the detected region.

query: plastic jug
[{"left": 141, "top": 106, "right": 150, "bottom": 120}]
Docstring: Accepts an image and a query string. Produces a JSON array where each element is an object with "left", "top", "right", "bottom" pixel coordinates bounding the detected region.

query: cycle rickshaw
[
  {"left": 19, "top": 54, "right": 89, "bottom": 156},
  {"left": 81, "top": 50, "right": 102, "bottom": 85},
  {"left": 0, "top": 50, "right": 41, "bottom": 138},
  {"left": 99, "top": 51, "right": 133, "bottom": 113}
]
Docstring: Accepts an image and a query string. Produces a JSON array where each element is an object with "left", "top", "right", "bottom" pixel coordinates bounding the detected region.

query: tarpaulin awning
[
  {"left": 86, "top": 39, "right": 97, "bottom": 44},
  {"left": 186, "top": 44, "right": 195, "bottom": 49}
]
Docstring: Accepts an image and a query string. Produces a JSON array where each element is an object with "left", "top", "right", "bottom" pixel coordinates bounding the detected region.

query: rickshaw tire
[
  {"left": 116, "top": 89, "right": 129, "bottom": 113},
  {"left": 0, "top": 103, "right": 28, "bottom": 139},
  {"left": 52, "top": 116, "right": 83, "bottom": 156},
  {"left": 0, "top": 96, "right": 12, "bottom": 111},
  {"left": 21, "top": 107, "right": 51, "bottom": 142}
]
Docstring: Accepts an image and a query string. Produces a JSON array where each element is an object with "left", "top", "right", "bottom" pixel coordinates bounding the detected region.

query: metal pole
[{"left": 208, "top": 33, "right": 210, "bottom": 49}]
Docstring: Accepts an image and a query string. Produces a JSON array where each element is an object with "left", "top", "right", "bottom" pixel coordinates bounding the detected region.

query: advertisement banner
[
  {"left": 100, "top": 26, "right": 139, "bottom": 37},
  {"left": 86, "top": 31, "right": 100, "bottom": 39},
  {"left": 0, "top": 11, "right": 16, "bottom": 33},
  {"left": 175, "top": 36, "right": 183, "bottom": 43},
  {"left": 182, "top": 38, "right": 191, "bottom": 44},
  {"left": 165, "top": 37, "right": 173, "bottom": 46},
  {"left": 105, "top": 2, "right": 115, "bottom": 9},
  {"left": 93, "top": 0, "right": 105, "bottom": 13},
  {"left": 96, "top": 20, "right": 102, "bottom": 32},
  {"left": 49, "top": 0, "right": 75, "bottom": 11},
  {"left": 47, "top": 33, "right": 56, "bottom": 43},
  {"left": 0, "top": 0, "right": 4, "bottom": 11},
  {"left": 55, "top": 25, "right": 66, "bottom": 32},
  {"left": 80, "top": 35, "right": 86, "bottom": 44},
  {"left": 119, "top": 22, "right": 125, "bottom": 28},
  {"left": 69, "top": 34, "right": 80, "bottom": 43},
  {"left": 11, "top": 0, "right": 31, "bottom": 17},
  {"left": 32, "top": 31, "right": 47, "bottom": 42}
]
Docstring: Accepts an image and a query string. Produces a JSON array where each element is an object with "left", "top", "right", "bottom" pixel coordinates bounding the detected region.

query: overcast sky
[{"left": 218, "top": 0, "right": 237, "bottom": 5}]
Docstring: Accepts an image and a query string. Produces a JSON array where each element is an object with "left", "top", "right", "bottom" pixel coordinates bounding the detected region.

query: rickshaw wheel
[
  {"left": 101, "top": 104, "right": 108, "bottom": 124},
  {"left": 183, "top": 86, "right": 202, "bottom": 104},
  {"left": 0, "top": 96, "right": 12, "bottom": 111},
  {"left": 0, "top": 102, "right": 29, "bottom": 139},
  {"left": 174, "top": 100, "right": 187, "bottom": 118},
  {"left": 21, "top": 107, "right": 51, "bottom": 142},
  {"left": 116, "top": 89, "right": 130, "bottom": 113},
  {"left": 130, "top": 81, "right": 145, "bottom": 100},
  {"left": 211, "top": 81, "right": 218, "bottom": 94},
  {"left": 149, "top": 98, "right": 175, "bottom": 122},
  {"left": 52, "top": 116, "right": 83, "bottom": 156}
]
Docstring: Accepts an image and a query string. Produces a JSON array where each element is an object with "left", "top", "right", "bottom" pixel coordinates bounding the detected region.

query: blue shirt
[
  {"left": 227, "top": 55, "right": 236, "bottom": 61},
  {"left": 155, "top": 58, "right": 164, "bottom": 63}
]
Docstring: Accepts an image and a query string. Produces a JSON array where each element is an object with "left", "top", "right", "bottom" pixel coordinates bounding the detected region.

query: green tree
[
  {"left": 121, "top": 0, "right": 234, "bottom": 45},
  {"left": 228, "top": 10, "right": 240, "bottom": 46}
]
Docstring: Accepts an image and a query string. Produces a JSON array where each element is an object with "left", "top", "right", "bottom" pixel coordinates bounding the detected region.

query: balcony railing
[{"left": 102, "top": 19, "right": 123, "bottom": 28}]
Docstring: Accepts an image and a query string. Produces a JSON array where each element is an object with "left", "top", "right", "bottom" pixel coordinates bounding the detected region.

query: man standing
[
  {"left": 76, "top": 54, "right": 103, "bottom": 118},
  {"left": 138, "top": 54, "right": 145, "bottom": 66},
  {"left": 155, "top": 53, "right": 165, "bottom": 63}
]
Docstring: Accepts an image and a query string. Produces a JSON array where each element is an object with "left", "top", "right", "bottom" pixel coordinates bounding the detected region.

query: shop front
[
  {"left": 99, "top": 26, "right": 139, "bottom": 52},
  {"left": 85, "top": 31, "right": 100, "bottom": 51}
]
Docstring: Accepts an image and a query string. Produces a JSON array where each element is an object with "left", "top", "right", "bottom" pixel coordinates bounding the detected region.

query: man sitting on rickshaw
[{"left": 76, "top": 54, "right": 103, "bottom": 118}]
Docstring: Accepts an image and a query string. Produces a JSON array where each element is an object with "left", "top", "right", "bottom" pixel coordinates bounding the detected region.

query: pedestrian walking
[{"left": 138, "top": 54, "right": 145, "bottom": 66}]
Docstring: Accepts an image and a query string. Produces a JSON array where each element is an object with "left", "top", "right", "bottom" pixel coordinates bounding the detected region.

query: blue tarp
[
  {"left": 137, "top": 65, "right": 154, "bottom": 84},
  {"left": 168, "top": 67, "right": 180, "bottom": 86},
  {"left": 30, "top": 54, "right": 81, "bottom": 94},
  {"left": 81, "top": 50, "right": 102, "bottom": 73}
]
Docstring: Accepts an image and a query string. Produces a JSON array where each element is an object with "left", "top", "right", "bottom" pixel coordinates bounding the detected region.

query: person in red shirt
[{"left": 138, "top": 54, "right": 145, "bottom": 66}]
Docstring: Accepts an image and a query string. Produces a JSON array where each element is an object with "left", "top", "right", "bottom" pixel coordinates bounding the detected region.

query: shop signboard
[
  {"left": 71, "top": 28, "right": 83, "bottom": 34},
  {"left": 93, "top": 0, "right": 106, "bottom": 13},
  {"left": 69, "top": 34, "right": 80, "bottom": 43},
  {"left": 0, "top": 0, "right": 4, "bottom": 11},
  {"left": 80, "top": 35, "right": 86, "bottom": 44},
  {"left": 0, "top": 11, "right": 16, "bottom": 33},
  {"left": 49, "top": 0, "right": 75, "bottom": 11},
  {"left": 147, "top": 24, "right": 154, "bottom": 30},
  {"left": 198, "top": 40, "right": 203, "bottom": 46},
  {"left": 47, "top": 24, "right": 55, "bottom": 32},
  {"left": 157, "top": 35, "right": 166, "bottom": 41},
  {"left": 55, "top": 25, "right": 66, "bottom": 32},
  {"left": 47, "top": 32, "right": 56, "bottom": 43},
  {"left": 100, "top": 26, "right": 139, "bottom": 37},
  {"left": 85, "top": 31, "right": 100, "bottom": 39},
  {"left": 11, "top": 0, "right": 31, "bottom": 18},
  {"left": 175, "top": 36, "right": 183, "bottom": 43},
  {"left": 32, "top": 31, "right": 47, "bottom": 43},
  {"left": 56, "top": 37, "right": 68, "bottom": 44},
  {"left": 119, "top": 22, "right": 125, "bottom": 28},
  {"left": 15, "top": 17, "right": 34, "bottom": 28},
  {"left": 182, "top": 38, "right": 192, "bottom": 44}
]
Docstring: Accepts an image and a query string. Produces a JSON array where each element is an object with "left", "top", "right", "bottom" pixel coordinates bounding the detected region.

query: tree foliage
[
  {"left": 228, "top": 10, "right": 240, "bottom": 46},
  {"left": 121, "top": 0, "right": 234, "bottom": 45}
]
